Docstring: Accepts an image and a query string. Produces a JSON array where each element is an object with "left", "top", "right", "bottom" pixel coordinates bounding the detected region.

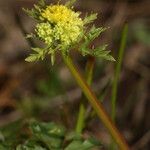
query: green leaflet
[
  {"left": 65, "top": 0, "right": 77, "bottom": 7},
  {"left": 83, "top": 13, "right": 97, "bottom": 25},
  {"left": 80, "top": 26, "right": 115, "bottom": 61},
  {"left": 25, "top": 48, "right": 45, "bottom": 62}
]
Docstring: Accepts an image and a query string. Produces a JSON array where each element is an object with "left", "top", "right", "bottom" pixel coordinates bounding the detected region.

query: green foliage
[
  {"left": 80, "top": 26, "right": 115, "bottom": 61},
  {"left": 16, "top": 142, "right": 47, "bottom": 150},
  {"left": 83, "top": 13, "right": 97, "bottom": 25},
  {"left": 25, "top": 47, "right": 46, "bottom": 62},
  {"left": 65, "top": 138, "right": 100, "bottom": 150},
  {"left": 25, "top": 47, "right": 56, "bottom": 65},
  {"left": 29, "top": 121, "right": 65, "bottom": 149},
  {"left": 0, "top": 121, "right": 101, "bottom": 149},
  {"left": 23, "top": 0, "right": 45, "bottom": 21}
]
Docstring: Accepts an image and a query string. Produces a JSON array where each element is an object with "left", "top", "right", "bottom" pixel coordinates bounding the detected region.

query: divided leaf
[
  {"left": 23, "top": 2, "right": 44, "bottom": 20},
  {"left": 83, "top": 13, "right": 97, "bottom": 25},
  {"left": 80, "top": 26, "right": 115, "bottom": 61}
]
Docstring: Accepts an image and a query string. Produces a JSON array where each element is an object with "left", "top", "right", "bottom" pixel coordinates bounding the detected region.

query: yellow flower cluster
[
  {"left": 36, "top": 23, "right": 53, "bottom": 45},
  {"left": 36, "top": 4, "right": 83, "bottom": 47}
]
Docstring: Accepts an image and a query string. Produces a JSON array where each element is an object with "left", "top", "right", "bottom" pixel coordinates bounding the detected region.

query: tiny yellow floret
[{"left": 36, "top": 23, "right": 53, "bottom": 45}]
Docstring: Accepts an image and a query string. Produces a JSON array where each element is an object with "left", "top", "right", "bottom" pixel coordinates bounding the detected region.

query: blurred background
[{"left": 0, "top": 0, "right": 150, "bottom": 149}]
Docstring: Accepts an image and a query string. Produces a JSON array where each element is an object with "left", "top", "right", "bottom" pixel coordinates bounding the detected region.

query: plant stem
[
  {"left": 111, "top": 24, "right": 128, "bottom": 121},
  {"left": 76, "top": 103, "right": 86, "bottom": 133},
  {"left": 76, "top": 57, "right": 95, "bottom": 133},
  {"left": 110, "top": 24, "right": 128, "bottom": 150},
  {"left": 62, "top": 54, "right": 130, "bottom": 150}
]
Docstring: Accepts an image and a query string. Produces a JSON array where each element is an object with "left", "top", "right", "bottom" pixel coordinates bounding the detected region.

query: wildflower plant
[
  {"left": 24, "top": 0, "right": 130, "bottom": 149},
  {"left": 24, "top": 0, "right": 115, "bottom": 65}
]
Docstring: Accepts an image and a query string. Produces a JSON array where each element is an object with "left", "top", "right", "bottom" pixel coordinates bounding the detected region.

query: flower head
[
  {"left": 24, "top": 0, "right": 114, "bottom": 64},
  {"left": 36, "top": 4, "right": 83, "bottom": 48}
]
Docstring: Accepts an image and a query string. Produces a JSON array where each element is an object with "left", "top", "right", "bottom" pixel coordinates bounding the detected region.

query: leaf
[
  {"left": 51, "top": 53, "right": 55, "bottom": 66},
  {"left": 25, "top": 54, "right": 38, "bottom": 62},
  {"left": 65, "top": 132, "right": 82, "bottom": 141},
  {"left": 38, "top": 0, "right": 46, "bottom": 7},
  {"left": 25, "top": 47, "right": 49, "bottom": 62},
  {"left": 65, "top": 0, "right": 77, "bottom": 7},
  {"left": 30, "top": 121, "right": 65, "bottom": 149},
  {"left": 16, "top": 141, "right": 47, "bottom": 150},
  {"left": 0, "top": 121, "right": 102, "bottom": 149},
  {"left": 23, "top": 3, "right": 43, "bottom": 20},
  {"left": 0, "top": 132, "right": 4, "bottom": 142},
  {"left": 65, "top": 141, "right": 83, "bottom": 150},
  {"left": 87, "top": 26, "right": 106, "bottom": 41},
  {"left": 92, "top": 45, "right": 115, "bottom": 61},
  {"left": 65, "top": 139, "right": 101, "bottom": 150},
  {"left": 65, "top": 132, "right": 101, "bottom": 150},
  {"left": 81, "top": 26, "right": 107, "bottom": 50},
  {"left": 83, "top": 13, "right": 97, "bottom": 25},
  {"left": 23, "top": 8, "right": 38, "bottom": 19},
  {"left": 26, "top": 33, "right": 35, "bottom": 39},
  {"left": 31, "top": 47, "right": 42, "bottom": 53},
  {"left": 101, "top": 55, "right": 115, "bottom": 61},
  {"left": 0, "top": 144, "right": 11, "bottom": 150},
  {"left": 80, "top": 26, "right": 115, "bottom": 61}
]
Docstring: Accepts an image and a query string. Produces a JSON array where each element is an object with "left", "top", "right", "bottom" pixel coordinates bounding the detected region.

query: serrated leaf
[
  {"left": 83, "top": 13, "right": 97, "bottom": 25},
  {"left": 25, "top": 54, "right": 38, "bottom": 62},
  {"left": 87, "top": 26, "right": 106, "bottom": 41},
  {"left": 31, "top": 47, "right": 42, "bottom": 53},
  {"left": 81, "top": 26, "right": 107, "bottom": 50},
  {"left": 23, "top": 3, "right": 43, "bottom": 20},
  {"left": 92, "top": 45, "right": 108, "bottom": 55},
  {"left": 23, "top": 8, "right": 37, "bottom": 19},
  {"left": 99, "top": 55, "right": 116, "bottom": 61},
  {"left": 91, "top": 45, "right": 115, "bottom": 61}
]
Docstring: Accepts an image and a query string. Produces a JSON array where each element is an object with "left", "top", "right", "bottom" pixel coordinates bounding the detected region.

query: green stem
[
  {"left": 110, "top": 24, "right": 128, "bottom": 150},
  {"left": 76, "top": 103, "right": 86, "bottom": 133},
  {"left": 111, "top": 24, "right": 128, "bottom": 121},
  {"left": 62, "top": 54, "right": 129, "bottom": 150},
  {"left": 76, "top": 57, "right": 95, "bottom": 133}
]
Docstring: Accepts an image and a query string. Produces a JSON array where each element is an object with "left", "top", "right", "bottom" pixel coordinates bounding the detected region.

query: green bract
[{"left": 24, "top": 0, "right": 115, "bottom": 65}]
